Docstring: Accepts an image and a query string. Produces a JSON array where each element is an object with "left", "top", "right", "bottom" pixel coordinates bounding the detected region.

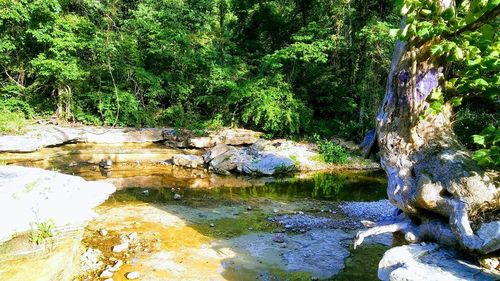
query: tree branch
[{"left": 444, "top": 4, "right": 500, "bottom": 40}]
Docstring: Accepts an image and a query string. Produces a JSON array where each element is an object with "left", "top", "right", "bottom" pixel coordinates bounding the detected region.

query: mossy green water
[
  {"left": 194, "top": 211, "right": 282, "bottom": 239},
  {"left": 331, "top": 244, "right": 388, "bottom": 281}
]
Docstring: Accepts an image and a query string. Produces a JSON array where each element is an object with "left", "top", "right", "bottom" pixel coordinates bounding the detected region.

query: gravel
[{"left": 340, "top": 200, "right": 394, "bottom": 222}]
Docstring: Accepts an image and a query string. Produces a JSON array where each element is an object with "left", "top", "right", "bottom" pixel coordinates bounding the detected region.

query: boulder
[
  {"left": 206, "top": 146, "right": 247, "bottom": 175},
  {"left": 378, "top": 244, "right": 500, "bottom": 281},
  {"left": 216, "top": 128, "right": 262, "bottom": 146},
  {"left": 242, "top": 153, "right": 295, "bottom": 175},
  {"left": 203, "top": 144, "right": 295, "bottom": 176},
  {"left": 189, "top": 137, "right": 215, "bottom": 148},
  {"left": 172, "top": 154, "right": 204, "bottom": 168}
]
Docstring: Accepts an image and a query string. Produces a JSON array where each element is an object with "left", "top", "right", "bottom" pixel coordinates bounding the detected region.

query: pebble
[
  {"left": 99, "top": 229, "right": 108, "bottom": 236},
  {"left": 247, "top": 206, "right": 253, "bottom": 211},
  {"left": 273, "top": 208, "right": 279, "bottom": 213},
  {"left": 128, "top": 232, "right": 138, "bottom": 242},
  {"left": 142, "top": 190, "right": 150, "bottom": 196},
  {"left": 273, "top": 233, "right": 286, "bottom": 243},
  {"left": 126, "top": 272, "right": 140, "bottom": 280},
  {"left": 109, "top": 260, "right": 123, "bottom": 272},
  {"left": 173, "top": 193, "right": 182, "bottom": 200},
  {"left": 298, "top": 211, "right": 304, "bottom": 215},
  {"left": 99, "top": 269, "right": 113, "bottom": 278},
  {"left": 479, "top": 257, "right": 500, "bottom": 270},
  {"left": 209, "top": 223, "right": 215, "bottom": 227},
  {"left": 112, "top": 242, "right": 129, "bottom": 253}
]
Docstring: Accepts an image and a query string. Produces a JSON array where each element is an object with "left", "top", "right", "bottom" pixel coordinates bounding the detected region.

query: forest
[
  {"left": 0, "top": 1, "right": 499, "bottom": 280},
  {"left": 0, "top": 0, "right": 498, "bottom": 166}
]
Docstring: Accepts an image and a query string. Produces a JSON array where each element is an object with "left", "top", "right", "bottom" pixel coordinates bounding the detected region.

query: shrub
[
  {"left": 314, "top": 135, "right": 350, "bottom": 164},
  {"left": 0, "top": 110, "right": 29, "bottom": 135}
]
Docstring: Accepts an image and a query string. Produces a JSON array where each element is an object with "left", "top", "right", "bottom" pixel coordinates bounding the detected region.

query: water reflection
[{"left": 109, "top": 170, "right": 387, "bottom": 204}]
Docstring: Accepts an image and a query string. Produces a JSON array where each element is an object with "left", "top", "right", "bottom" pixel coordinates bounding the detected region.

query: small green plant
[
  {"left": 30, "top": 219, "right": 55, "bottom": 245},
  {"left": 313, "top": 135, "right": 350, "bottom": 164},
  {"left": 472, "top": 124, "right": 499, "bottom": 168},
  {"left": 289, "top": 155, "right": 300, "bottom": 166}
]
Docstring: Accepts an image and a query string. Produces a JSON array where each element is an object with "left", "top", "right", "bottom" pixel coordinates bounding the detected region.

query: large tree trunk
[{"left": 355, "top": 1, "right": 499, "bottom": 255}]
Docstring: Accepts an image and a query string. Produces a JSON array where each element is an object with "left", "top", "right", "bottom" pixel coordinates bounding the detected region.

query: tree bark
[{"left": 357, "top": 1, "right": 499, "bottom": 254}]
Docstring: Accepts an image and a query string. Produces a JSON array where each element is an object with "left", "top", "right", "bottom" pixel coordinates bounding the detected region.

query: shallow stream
[{"left": 2, "top": 144, "right": 390, "bottom": 281}]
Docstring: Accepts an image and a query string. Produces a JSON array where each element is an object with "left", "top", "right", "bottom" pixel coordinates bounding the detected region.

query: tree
[{"left": 355, "top": 0, "right": 499, "bottom": 255}]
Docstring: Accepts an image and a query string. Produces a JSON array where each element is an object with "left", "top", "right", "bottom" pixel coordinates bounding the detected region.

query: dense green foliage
[
  {"left": 393, "top": 0, "right": 499, "bottom": 167},
  {"left": 0, "top": 0, "right": 397, "bottom": 138},
  {"left": 0, "top": 0, "right": 497, "bottom": 167}
]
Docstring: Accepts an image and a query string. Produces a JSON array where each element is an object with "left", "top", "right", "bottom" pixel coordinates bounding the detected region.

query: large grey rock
[
  {"left": 0, "top": 125, "right": 165, "bottom": 152},
  {"left": 189, "top": 137, "right": 214, "bottom": 148},
  {"left": 204, "top": 144, "right": 295, "bottom": 176},
  {"left": 378, "top": 244, "right": 500, "bottom": 281},
  {"left": 215, "top": 128, "right": 262, "bottom": 146},
  {"left": 477, "top": 221, "right": 500, "bottom": 253},
  {"left": 242, "top": 153, "right": 295, "bottom": 175},
  {"left": 0, "top": 166, "right": 116, "bottom": 243},
  {"left": 172, "top": 154, "right": 204, "bottom": 168}
]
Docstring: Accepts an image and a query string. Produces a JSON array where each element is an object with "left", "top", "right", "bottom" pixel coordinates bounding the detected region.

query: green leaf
[
  {"left": 389, "top": 29, "right": 400, "bottom": 38},
  {"left": 473, "top": 134, "right": 486, "bottom": 146}
]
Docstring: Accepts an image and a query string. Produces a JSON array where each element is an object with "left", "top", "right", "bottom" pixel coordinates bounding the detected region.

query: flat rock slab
[
  {"left": 0, "top": 166, "right": 115, "bottom": 243},
  {"left": 215, "top": 229, "right": 352, "bottom": 279},
  {"left": 0, "top": 125, "right": 164, "bottom": 152},
  {"left": 378, "top": 244, "right": 500, "bottom": 281}
]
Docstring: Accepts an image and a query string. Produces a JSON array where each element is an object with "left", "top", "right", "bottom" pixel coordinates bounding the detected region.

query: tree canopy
[{"left": 0, "top": 0, "right": 497, "bottom": 166}]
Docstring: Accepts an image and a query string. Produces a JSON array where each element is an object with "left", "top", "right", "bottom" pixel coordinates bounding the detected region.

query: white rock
[
  {"left": 378, "top": 244, "right": 500, "bottom": 281},
  {"left": 109, "top": 260, "right": 123, "bottom": 272},
  {"left": 0, "top": 166, "right": 116, "bottom": 244},
  {"left": 173, "top": 193, "right": 182, "bottom": 200},
  {"left": 99, "top": 269, "right": 113, "bottom": 278},
  {"left": 112, "top": 242, "right": 129, "bottom": 253},
  {"left": 128, "top": 232, "right": 138, "bottom": 242},
  {"left": 126, "top": 271, "right": 140, "bottom": 280},
  {"left": 99, "top": 229, "right": 108, "bottom": 236}
]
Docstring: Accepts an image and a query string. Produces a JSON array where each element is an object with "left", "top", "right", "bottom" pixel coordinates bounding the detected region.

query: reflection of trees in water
[{"left": 312, "top": 173, "right": 347, "bottom": 198}]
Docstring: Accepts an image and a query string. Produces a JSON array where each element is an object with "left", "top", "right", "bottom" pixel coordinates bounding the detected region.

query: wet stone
[
  {"left": 112, "top": 242, "right": 129, "bottom": 253},
  {"left": 126, "top": 271, "right": 140, "bottom": 280}
]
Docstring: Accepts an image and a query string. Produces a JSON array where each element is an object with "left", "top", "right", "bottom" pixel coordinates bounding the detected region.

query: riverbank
[{"left": 0, "top": 125, "right": 380, "bottom": 176}]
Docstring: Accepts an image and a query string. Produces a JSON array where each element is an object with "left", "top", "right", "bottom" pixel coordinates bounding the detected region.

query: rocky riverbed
[
  {"left": 1, "top": 125, "right": 497, "bottom": 281},
  {"left": 0, "top": 125, "right": 379, "bottom": 177}
]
